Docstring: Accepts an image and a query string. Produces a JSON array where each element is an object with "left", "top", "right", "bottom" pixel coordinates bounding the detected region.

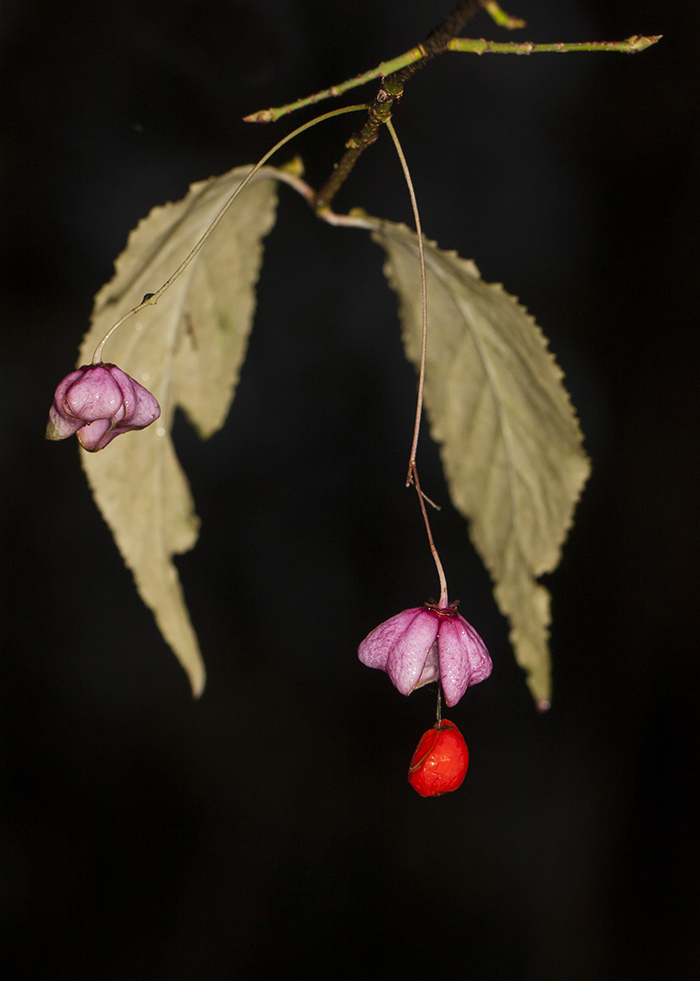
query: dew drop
[{"left": 156, "top": 427, "right": 165, "bottom": 437}]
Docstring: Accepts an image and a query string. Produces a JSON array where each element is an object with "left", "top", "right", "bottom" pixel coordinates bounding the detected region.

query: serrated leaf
[
  {"left": 370, "top": 220, "right": 590, "bottom": 705},
  {"left": 79, "top": 166, "right": 279, "bottom": 696}
]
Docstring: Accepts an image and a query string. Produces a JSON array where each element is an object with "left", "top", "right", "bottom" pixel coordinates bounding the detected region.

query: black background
[{"left": 1, "top": 1, "right": 698, "bottom": 978}]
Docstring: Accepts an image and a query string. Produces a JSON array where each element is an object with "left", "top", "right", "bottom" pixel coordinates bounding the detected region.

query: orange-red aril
[{"left": 408, "top": 720, "right": 469, "bottom": 797}]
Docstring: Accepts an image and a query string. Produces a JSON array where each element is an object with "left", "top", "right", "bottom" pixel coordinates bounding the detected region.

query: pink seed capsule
[
  {"left": 358, "top": 603, "right": 491, "bottom": 708},
  {"left": 46, "top": 363, "right": 160, "bottom": 451}
]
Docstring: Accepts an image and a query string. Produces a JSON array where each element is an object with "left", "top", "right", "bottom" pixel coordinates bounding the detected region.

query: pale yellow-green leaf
[
  {"left": 79, "top": 166, "right": 279, "bottom": 696},
  {"left": 370, "top": 219, "right": 590, "bottom": 705}
]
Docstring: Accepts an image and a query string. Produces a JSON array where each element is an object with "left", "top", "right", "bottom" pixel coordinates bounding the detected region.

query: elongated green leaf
[
  {"left": 371, "top": 220, "right": 590, "bottom": 705},
  {"left": 79, "top": 166, "right": 279, "bottom": 696}
]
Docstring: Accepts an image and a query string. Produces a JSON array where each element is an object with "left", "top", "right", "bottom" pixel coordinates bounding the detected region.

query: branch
[
  {"left": 245, "top": 33, "right": 660, "bottom": 125},
  {"left": 243, "top": 49, "right": 426, "bottom": 125},
  {"left": 448, "top": 34, "right": 661, "bottom": 55},
  {"left": 242, "top": 0, "right": 660, "bottom": 214},
  {"left": 244, "top": 0, "right": 521, "bottom": 124},
  {"left": 313, "top": 0, "right": 484, "bottom": 213}
]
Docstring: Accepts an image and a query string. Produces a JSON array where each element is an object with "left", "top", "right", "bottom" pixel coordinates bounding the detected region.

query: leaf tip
[
  {"left": 188, "top": 661, "right": 207, "bottom": 700},
  {"left": 526, "top": 669, "right": 552, "bottom": 710}
]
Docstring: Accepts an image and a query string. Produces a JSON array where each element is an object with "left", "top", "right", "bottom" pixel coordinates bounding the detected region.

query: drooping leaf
[
  {"left": 370, "top": 219, "right": 590, "bottom": 705},
  {"left": 79, "top": 166, "right": 279, "bottom": 696}
]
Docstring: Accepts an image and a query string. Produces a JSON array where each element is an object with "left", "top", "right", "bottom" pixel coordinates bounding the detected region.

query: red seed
[{"left": 408, "top": 720, "right": 469, "bottom": 797}]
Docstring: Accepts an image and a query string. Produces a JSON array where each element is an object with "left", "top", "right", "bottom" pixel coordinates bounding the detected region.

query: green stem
[
  {"left": 244, "top": 48, "right": 427, "bottom": 124},
  {"left": 448, "top": 34, "right": 661, "bottom": 55},
  {"left": 246, "top": 31, "right": 659, "bottom": 127}
]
